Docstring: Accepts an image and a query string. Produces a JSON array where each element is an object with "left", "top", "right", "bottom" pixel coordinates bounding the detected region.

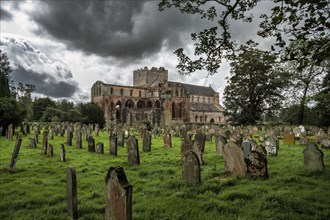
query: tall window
[
  {"left": 110, "top": 87, "right": 113, "bottom": 95},
  {"left": 200, "top": 116, "right": 203, "bottom": 122},
  {"left": 120, "top": 88, "right": 123, "bottom": 95},
  {"left": 139, "top": 90, "right": 141, "bottom": 97},
  {"left": 130, "top": 89, "right": 133, "bottom": 96}
]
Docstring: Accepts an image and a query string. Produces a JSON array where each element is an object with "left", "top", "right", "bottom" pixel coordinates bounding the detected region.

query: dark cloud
[
  {"left": 12, "top": 67, "right": 79, "bottom": 98},
  {"left": 0, "top": 36, "right": 79, "bottom": 98},
  {"left": 30, "top": 0, "right": 199, "bottom": 60},
  {"left": 0, "top": 6, "right": 13, "bottom": 21}
]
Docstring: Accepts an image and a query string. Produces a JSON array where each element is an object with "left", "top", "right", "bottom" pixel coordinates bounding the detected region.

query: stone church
[{"left": 91, "top": 67, "right": 225, "bottom": 126}]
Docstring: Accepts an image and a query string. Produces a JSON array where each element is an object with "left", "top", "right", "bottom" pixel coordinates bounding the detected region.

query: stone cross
[
  {"left": 66, "top": 167, "right": 78, "bottom": 220},
  {"left": 182, "top": 151, "right": 201, "bottom": 185},
  {"left": 9, "top": 137, "right": 22, "bottom": 172},
  {"left": 105, "top": 167, "right": 132, "bottom": 220}
]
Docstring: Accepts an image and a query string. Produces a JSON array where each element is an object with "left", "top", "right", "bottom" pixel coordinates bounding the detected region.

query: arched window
[
  {"left": 137, "top": 100, "right": 145, "bottom": 108},
  {"left": 210, "top": 118, "right": 215, "bottom": 123},
  {"left": 195, "top": 115, "right": 198, "bottom": 122},
  {"left": 120, "top": 89, "right": 123, "bottom": 95},
  {"left": 147, "top": 101, "right": 153, "bottom": 108},
  {"left": 125, "top": 100, "right": 134, "bottom": 108},
  {"left": 155, "top": 100, "right": 161, "bottom": 108},
  {"left": 208, "top": 97, "right": 210, "bottom": 103},
  {"left": 172, "top": 102, "right": 175, "bottom": 119},
  {"left": 205, "top": 115, "right": 207, "bottom": 122},
  {"left": 178, "top": 103, "right": 183, "bottom": 118},
  {"left": 110, "top": 87, "right": 113, "bottom": 95}
]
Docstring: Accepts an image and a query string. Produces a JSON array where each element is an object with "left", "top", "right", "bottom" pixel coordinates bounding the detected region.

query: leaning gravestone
[
  {"left": 163, "top": 133, "right": 172, "bottom": 148},
  {"left": 215, "top": 135, "right": 226, "bottom": 156},
  {"left": 142, "top": 134, "right": 151, "bottom": 152},
  {"left": 303, "top": 143, "right": 325, "bottom": 171},
  {"left": 241, "top": 141, "right": 252, "bottom": 158},
  {"left": 66, "top": 167, "right": 78, "bottom": 220},
  {"left": 182, "top": 151, "right": 201, "bottom": 185},
  {"left": 195, "top": 132, "right": 206, "bottom": 153},
  {"left": 29, "top": 137, "right": 37, "bottom": 148},
  {"left": 105, "top": 167, "right": 132, "bottom": 220},
  {"left": 245, "top": 151, "right": 268, "bottom": 178},
  {"left": 9, "top": 137, "right": 22, "bottom": 172},
  {"left": 60, "top": 144, "right": 66, "bottom": 162},
  {"left": 223, "top": 141, "right": 246, "bottom": 177},
  {"left": 96, "top": 143, "right": 104, "bottom": 154},
  {"left": 126, "top": 136, "right": 140, "bottom": 165},
  {"left": 109, "top": 135, "right": 118, "bottom": 156}
]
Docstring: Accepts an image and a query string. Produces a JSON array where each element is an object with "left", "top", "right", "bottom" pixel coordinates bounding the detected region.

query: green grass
[{"left": 0, "top": 130, "right": 330, "bottom": 220}]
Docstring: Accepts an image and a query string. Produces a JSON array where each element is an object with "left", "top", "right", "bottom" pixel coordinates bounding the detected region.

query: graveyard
[{"left": 0, "top": 125, "right": 329, "bottom": 220}]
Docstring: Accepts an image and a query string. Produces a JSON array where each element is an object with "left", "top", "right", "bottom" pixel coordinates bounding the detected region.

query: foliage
[
  {"left": 278, "top": 104, "right": 319, "bottom": 125},
  {"left": 31, "top": 97, "right": 56, "bottom": 121},
  {"left": 0, "top": 97, "right": 25, "bottom": 135},
  {"left": 0, "top": 129, "right": 329, "bottom": 219},
  {"left": 77, "top": 102, "right": 105, "bottom": 128},
  {"left": 0, "top": 50, "right": 13, "bottom": 97},
  {"left": 223, "top": 47, "right": 289, "bottom": 124},
  {"left": 313, "top": 71, "right": 330, "bottom": 126},
  {"left": 159, "top": 0, "right": 330, "bottom": 75}
]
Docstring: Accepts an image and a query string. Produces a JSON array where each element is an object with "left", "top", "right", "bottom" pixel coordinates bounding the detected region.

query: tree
[
  {"left": 159, "top": 0, "right": 330, "bottom": 75},
  {"left": 223, "top": 47, "right": 289, "bottom": 124},
  {"left": 314, "top": 71, "right": 330, "bottom": 126},
  {"left": 0, "top": 50, "right": 13, "bottom": 97},
  {"left": 32, "top": 97, "right": 56, "bottom": 121},
  {"left": 0, "top": 97, "right": 25, "bottom": 135},
  {"left": 77, "top": 103, "right": 105, "bottom": 128}
]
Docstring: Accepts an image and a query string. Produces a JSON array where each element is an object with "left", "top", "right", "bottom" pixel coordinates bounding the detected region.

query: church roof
[
  {"left": 190, "top": 103, "right": 225, "bottom": 112},
  {"left": 168, "top": 81, "right": 217, "bottom": 96}
]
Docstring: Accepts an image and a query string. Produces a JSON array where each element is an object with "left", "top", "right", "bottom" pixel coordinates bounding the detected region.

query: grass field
[{"left": 0, "top": 129, "right": 329, "bottom": 220}]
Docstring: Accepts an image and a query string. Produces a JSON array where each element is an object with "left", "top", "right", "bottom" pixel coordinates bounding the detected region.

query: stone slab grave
[
  {"left": 195, "top": 131, "right": 206, "bottom": 153},
  {"left": 48, "top": 144, "right": 54, "bottom": 157},
  {"left": 303, "top": 143, "right": 325, "bottom": 171},
  {"left": 241, "top": 141, "right": 252, "bottom": 158},
  {"left": 181, "top": 138, "right": 193, "bottom": 160},
  {"left": 215, "top": 135, "right": 227, "bottom": 156},
  {"left": 283, "top": 131, "right": 295, "bottom": 145},
  {"left": 105, "top": 167, "right": 132, "bottom": 220},
  {"left": 96, "top": 143, "right": 104, "bottom": 154},
  {"left": 60, "top": 144, "right": 66, "bottom": 162},
  {"left": 41, "top": 130, "right": 48, "bottom": 155},
  {"left": 264, "top": 137, "right": 278, "bottom": 156},
  {"left": 76, "top": 131, "right": 82, "bottom": 149},
  {"left": 9, "top": 137, "right": 22, "bottom": 172},
  {"left": 117, "top": 132, "right": 125, "bottom": 148},
  {"left": 192, "top": 141, "right": 204, "bottom": 165},
  {"left": 142, "top": 133, "right": 151, "bottom": 152},
  {"left": 126, "top": 136, "right": 140, "bottom": 165},
  {"left": 29, "top": 137, "right": 37, "bottom": 148},
  {"left": 223, "top": 141, "right": 246, "bottom": 177},
  {"left": 163, "top": 133, "right": 172, "bottom": 148},
  {"left": 182, "top": 151, "right": 201, "bottom": 185},
  {"left": 320, "top": 138, "right": 330, "bottom": 149},
  {"left": 110, "top": 135, "right": 118, "bottom": 156},
  {"left": 87, "top": 136, "right": 95, "bottom": 152},
  {"left": 66, "top": 167, "right": 78, "bottom": 220},
  {"left": 245, "top": 151, "right": 268, "bottom": 178}
]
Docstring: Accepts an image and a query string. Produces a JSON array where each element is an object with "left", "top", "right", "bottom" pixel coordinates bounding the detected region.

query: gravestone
[
  {"left": 7, "top": 124, "right": 13, "bottom": 141},
  {"left": 29, "top": 137, "right": 37, "bottom": 148},
  {"left": 195, "top": 132, "right": 206, "bottom": 153},
  {"left": 105, "top": 167, "right": 132, "bottom": 220},
  {"left": 255, "top": 145, "right": 267, "bottom": 156},
  {"left": 96, "top": 143, "right": 104, "bottom": 154},
  {"left": 245, "top": 151, "right": 268, "bottom": 178},
  {"left": 215, "top": 135, "right": 226, "bottom": 156},
  {"left": 34, "top": 133, "right": 39, "bottom": 144},
  {"left": 283, "top": 131, "right": 295, "bottom": 145},
  {"left": 117, "top": 132, "right": 124, "bottom": 147},
  {"left": 264, "top": 137, "right": 278, "bottom": 156},
  {"left": 66, "top": 129, "right": 73, "bottom": 146},
  {"left": 163, "top": 133, "right": 172, "bottom": 148},
  {"left": 223, "top": 141, "right": 246, "bottom": 176},
  {"left": 60, "top": 144, "right": 66, "bottom": 162},
  {"left": 142, "top": 134, "right": 151, "bottom": 152},
  {"left": 192, "top": 141, "right": 204, "bottom": 165},
  {"left": 87, "top": 136, "right": 95, "bottom": 152},
  {"left": 258, "top": 133, "right": 265, "bottom": 142},
  {"left": 250, "top": 139, "right": 258, "bottom": 151},
  {"left": 180, "top": 126, "right": 187, "bottom": 139},
  {"left": 320, "top": 138, "right": 330, "bottom": 149},
  {"left": 181, "top": 138, "right": 193, "bottom": 160},
  {"left": 241, "top": 141, "right": 252, "bottom": 158},
  {"left": 126, "top": 136, "right": 140, "bottom": 165},
  {"left": 48, "top": 144, "right": 54, "bottom": 157},
  {"left": 42, "top": 130, "right": 48, "bottom": 155},
  {"left": 110, "top": 135, "right": 118, "bottom": 156},
  {"left": 299, "top": 136, "right": 308, "bottom": 145},
  {"left": 76, "top": 131, "right": 82, "bottom": 149},
  {"left": 140, "top": 128, "right": 146, "bottom": 140},
  {"left": 182, "top": 151, "right": 201, "bottom": 185},
  {"left": 66, "top": 167, "right": 78, "bottom": 220},
  {"left": 303, "top": 143, "right": 324, "bottom": 171},
  {"left": 9, "top": 137, "right": 22, "bottom": 172},
  {"left": 95, "top": 124, "right": 99, "bottom": 136}
]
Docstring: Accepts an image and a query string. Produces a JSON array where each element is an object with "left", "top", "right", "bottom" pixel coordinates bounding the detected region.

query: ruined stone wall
[{"left": 133, "top": 67, "right": 168, "bottom": 87}]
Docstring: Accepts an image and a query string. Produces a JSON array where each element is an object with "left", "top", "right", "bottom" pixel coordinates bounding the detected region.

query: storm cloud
[
  {"left": 0, "top": 6, "right": 13, "bottom": 21},
  {"left": 0, "top": 36, "right": 79, "bottom": 98},
  {"left": 30, "top": 0, "right": 200, "bottom": 60}
]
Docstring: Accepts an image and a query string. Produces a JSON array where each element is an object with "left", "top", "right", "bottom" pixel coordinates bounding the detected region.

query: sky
[{"left": 0, "top": 0, "right": 275, "bottom": 104}]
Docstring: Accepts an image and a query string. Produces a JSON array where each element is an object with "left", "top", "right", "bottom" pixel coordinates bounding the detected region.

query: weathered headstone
[
  {"left": 283, "top": 131, "right": 295, "bottom": 145},
  {"left": 126, "top": 136, "right": 140, "bottom": 165},
  {"left": 163, "top": 133, "right": 172, "bottom": 148},
  {"left": 223, "top": 141, "right": 246, "bottom": 176},
  {"left": 76, "top": 131, "right": 82, "bottom": 149},
  {"left": 255, "top": 145, "right": 267, "bottom": 156},
  {"left": 303, "top": 143, "right": 325, "bottom": 171},
  {"left": 9, "top": 137, "right": 22, "bottom": 172},
  {"left": 264, "top": 137, "right": 278, "bottom": 156},
  {"left": 42, "top": 130, "right": 48, "bottom": 155},
  {"left": 195, "top": 132, "right": 206, "bottom": 153},
  {"left": 66, "top": 129, "right": 73, "bottom": 146},
  {"left": 215, "top": 135, "right": 226, "bottom": 156},
  {"left": 87, "top": 136, "right": 95, "bottom": 152},
  {"left": 192, "top": 141, "right": 204, "bottom": 165},
  {"left": 105, "top": 167, "right": 132, "bottom": 220},
  {"left": 142, "top": 134, "right": 151, "bottom": 152},
  {"left": 299, "top": 136, "right": 308, "bottom": 145},
  {"left": 320, "top": 138, "right": 330, "bottom": 149},
  {"left": 60, "top": 144, "right": 66, "bottom": 162},
  {"left": 241, "top": 141, "right": 252, "bottom": 158},
  {"left": 7, "top": 124, "right": 13, "bottom": 141},
  {"left": 117, "top": 132, "right": 124, "bottom": 147},
  {"left": 182, "top": 151, "right": 201, "bottom": 185},
  {"left": 66, "top": 167, "right": 78, "bottom": 220},
  {"left": 95, "top": 123, "right": 99, "bottom": 137},
  {"left": 181, "top": 138, "right": 193, "bottom": 160},
  {"left": 48, "top": 144, "right": 54, "bottom": 157},
  {"left": 245, "top": 151, "right": 268, "bottom": 178},
  {"left": 29, "top": 137, "right": 37, "bottom": 148},
  {"left": 96, "top": 143, "right": 104, "bottom": 154}
]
